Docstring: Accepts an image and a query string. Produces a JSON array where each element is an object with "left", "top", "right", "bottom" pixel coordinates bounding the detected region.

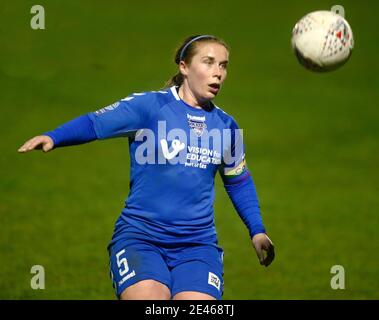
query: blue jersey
[{"left": 88, "top": 86, "right": 247, "bottom": 248}]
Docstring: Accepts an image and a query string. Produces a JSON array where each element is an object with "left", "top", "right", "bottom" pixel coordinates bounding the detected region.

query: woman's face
[{"left": 180, "top": 42, "right": 229, "bottom": 103}]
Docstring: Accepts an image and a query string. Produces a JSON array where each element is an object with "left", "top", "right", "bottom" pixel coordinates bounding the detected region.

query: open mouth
[{"left": 208, "top": 83, "right": 220, "bottom": 93}]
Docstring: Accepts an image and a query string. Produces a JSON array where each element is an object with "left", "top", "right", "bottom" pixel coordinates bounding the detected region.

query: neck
[{"left": 178, "top": 84, "right": 208, "bottom": 109}]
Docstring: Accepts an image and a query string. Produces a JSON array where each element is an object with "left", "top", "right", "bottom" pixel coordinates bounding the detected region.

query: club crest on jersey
[{"left": 187, "top": 114, "right": 207, "bottom": 137}]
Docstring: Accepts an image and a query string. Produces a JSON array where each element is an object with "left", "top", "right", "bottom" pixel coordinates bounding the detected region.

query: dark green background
[{"left": 1, "top": 0, "right": 378, "bottom": 299}]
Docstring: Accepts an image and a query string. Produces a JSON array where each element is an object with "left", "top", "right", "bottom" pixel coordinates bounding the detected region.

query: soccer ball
[{"left": 291, "top": 10, "right": 354, "bottom": 72}]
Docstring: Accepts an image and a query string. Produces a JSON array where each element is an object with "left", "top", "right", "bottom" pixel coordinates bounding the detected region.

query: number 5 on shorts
[{"left": 116, "top": 249, "right": 129, "bottom": 276}]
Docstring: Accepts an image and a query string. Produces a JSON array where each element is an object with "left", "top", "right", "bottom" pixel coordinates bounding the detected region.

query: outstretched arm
[
  {"left": 18, "top": 114, "right": 97, "bottom": 153},
  {"left": 18, "top": 92, "right": 158, "bottom": 153}
]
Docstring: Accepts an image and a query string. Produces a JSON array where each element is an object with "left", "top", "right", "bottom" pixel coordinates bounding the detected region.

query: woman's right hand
[{"left": 18, "top": 135, "right": 54, "bottom": 153}]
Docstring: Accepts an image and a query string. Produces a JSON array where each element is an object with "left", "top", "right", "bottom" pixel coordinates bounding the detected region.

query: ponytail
[{"left": 164, "top": 72, "right": 184, "bottom": 87}]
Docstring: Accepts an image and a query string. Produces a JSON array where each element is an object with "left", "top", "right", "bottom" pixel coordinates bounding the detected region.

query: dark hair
[{"left": 165, "top": 35, "right": 229, "bottom": 88}]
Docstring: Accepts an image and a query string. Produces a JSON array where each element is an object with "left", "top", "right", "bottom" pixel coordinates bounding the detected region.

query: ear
[{"left": 179, "top": 61, "right": 189, "bottom": 76}]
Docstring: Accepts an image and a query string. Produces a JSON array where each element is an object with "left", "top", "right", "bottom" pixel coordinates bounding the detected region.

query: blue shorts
[{"left": 108, "top": 237, "right": 224, "bottom": 299}]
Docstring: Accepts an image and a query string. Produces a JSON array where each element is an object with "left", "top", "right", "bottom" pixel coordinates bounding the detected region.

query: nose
[{"left": 213, "top": 65, "right": 222, "bottom": 80}]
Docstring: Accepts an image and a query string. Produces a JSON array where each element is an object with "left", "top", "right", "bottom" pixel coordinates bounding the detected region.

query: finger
[
  {"left": 263, "top": 239, "right": 274, "bottom": 251},
  {"left": 255, "top": 246, "right": 265, "bottom": 265},
  {"left": 18, "top": 138, "right": 35, "bottom": 152},
  {"left": 264, "top": 255, "right": 274, "bottom": 267},
  {"left": 26, "top": 138, "right": 42, "bottom": 151},
  {"left": 42, "top": 140, "right": 53, "bottom": 152},
  {"left": 20, "top": 137, "right": 43, "bottom": 152},
  {"left": 265, "top": 235, "right": 274, "bottom": 246},
  {"left": 263, "top": 245, "right": 275, "bottom": 267}
]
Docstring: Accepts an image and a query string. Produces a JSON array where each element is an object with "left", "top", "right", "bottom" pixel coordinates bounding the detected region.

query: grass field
[{"left": 1, "top": 0, "right": 378, "bottom": 299}]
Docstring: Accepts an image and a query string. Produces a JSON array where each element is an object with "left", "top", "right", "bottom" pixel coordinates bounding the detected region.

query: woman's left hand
[{"left": 252, "top": 233, "right": 275, "bottom": 267}]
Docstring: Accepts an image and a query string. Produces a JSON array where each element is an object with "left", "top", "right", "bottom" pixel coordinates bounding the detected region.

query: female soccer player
[{"left": 18, "top": 35, "right": 275, "bottom": 300}]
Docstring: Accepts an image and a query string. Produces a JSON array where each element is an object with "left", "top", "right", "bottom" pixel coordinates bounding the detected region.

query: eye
[{"left": 220, "top": 63, "right": 228, "bottom": 70}]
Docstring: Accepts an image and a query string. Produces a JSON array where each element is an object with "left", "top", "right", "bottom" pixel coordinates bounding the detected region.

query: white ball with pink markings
[{"left": 291, "top": 10, "right": 354, "bottom": 72}]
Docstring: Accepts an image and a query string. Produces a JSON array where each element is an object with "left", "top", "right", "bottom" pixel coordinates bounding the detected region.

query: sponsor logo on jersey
[
  {"left": 160, "top": 139, "right": 186, "bottom": 160},
  {"left": 95, "top": 102, "right": 120, "bottom": 115},
  {"left": 187, "top": 114, "right": 207, "bottom": 137},
  {"left": 208, "top": 272, "right": 221, "bottom": 291}
]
